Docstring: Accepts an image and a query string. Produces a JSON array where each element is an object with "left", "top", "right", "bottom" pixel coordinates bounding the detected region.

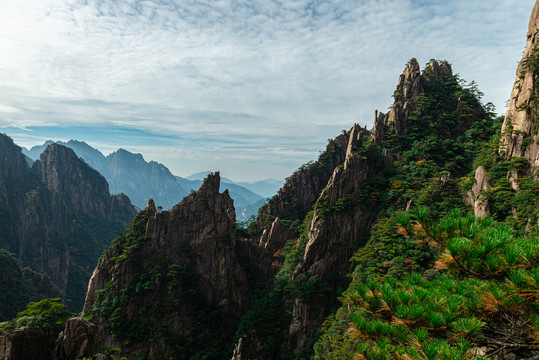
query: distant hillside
[
  {"left": 24, "top": 143, "right": 275, "bottom": 220},
  {"left": 236, "top": 178, "right": 284, "bottom": 198},
  {"left": 24, "top": 142, "right": 188, "bottom": 210}
]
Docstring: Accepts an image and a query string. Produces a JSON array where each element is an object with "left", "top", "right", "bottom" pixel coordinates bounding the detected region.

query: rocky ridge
[
  {"left": 83, "top": 173, "right": 261, "bottom": 359},
  {"left": 288, "top": 124, "right": 382, "bottom": 352},
  {"left": 256, "top": 132, "right": 349, "bottom": 265}
]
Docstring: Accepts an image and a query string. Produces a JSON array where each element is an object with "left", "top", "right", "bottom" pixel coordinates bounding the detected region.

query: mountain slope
[
  {"left": 24, "top": 143, "right": 267, "bottom": 220},
  {"left": 4, "top": 4, "right": 539, "bottom": 360},
  {"left": 0, "top": 135, "right": 136, "bottom": 316},
  {"left": 232, "top": 58, "right": 502, "bottom": 359}
]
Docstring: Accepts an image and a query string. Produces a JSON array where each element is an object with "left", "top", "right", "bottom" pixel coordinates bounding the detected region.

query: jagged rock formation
[
  {"left": 500, "top": 1, "right": 539, "bottom": 178},
  {"left": 255, "top": 133, "right": 350, "bottom": 265},
  {"left": 53, "top": 318, "right": 95, "bottom": 360},
  {"left": 83, "top": 173, "right": 262, "bottom": 359},
  {"left": 372, "top": 58, "right": 423, "bottom": 143},
  {"left": 288, "top": 125, "right": 382, "bottom": 352},
  {"left": 372, "top": 58, "right": 454, "bottom": 146},
  {"left": 467, "top": 165, "right": 492, "bottom": 217},
  {"left": 0, "top": 134, "right": 136, "bottom": 316},
  {"left": 233, "top": 56, "right": 495, "bottom": 359}
]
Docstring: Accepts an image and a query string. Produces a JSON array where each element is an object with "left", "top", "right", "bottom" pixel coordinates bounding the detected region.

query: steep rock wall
[
  {"left": 288, "top": 125, "right": 383, "bottom": 352},
  {"left": 500, "top": 1, "right": 539, "bottom": 178},
  {"left": 83, "top": 173, "right": 254, "bottom": 359}
]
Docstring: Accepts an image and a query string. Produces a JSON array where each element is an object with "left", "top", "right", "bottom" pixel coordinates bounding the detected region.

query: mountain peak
[{"left": 197, "top": 171, "right": 221, "bottom": 197}]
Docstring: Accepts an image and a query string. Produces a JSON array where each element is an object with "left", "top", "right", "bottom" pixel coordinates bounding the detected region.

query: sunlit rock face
[{"left": 500, "top": 1, "right": 539, "bottom": 178}]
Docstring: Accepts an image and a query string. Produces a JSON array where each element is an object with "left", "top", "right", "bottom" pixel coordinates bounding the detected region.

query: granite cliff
[
  {"left": 500, "top": 0, "right": 539, "bottom": 176},
  {"left": 467, "top": 0, "right": 539, "bottom": 230},
  {"left": 82, "top": 173, "right": 267, "bottom": 359}
]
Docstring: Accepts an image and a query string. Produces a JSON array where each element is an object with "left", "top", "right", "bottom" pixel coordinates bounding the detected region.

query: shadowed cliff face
[
  {"left": 83, "top": 173, "right": 254, "bottom": 359},
  {"left": 288, "top": 125, "right": 384, "bottom": 352},
  {"left": 255, "top": 133, "right": 350, "bottom": 267},
  {"left": 0, "top": 135, "right": 136, "bottom": 317},
  {"left": 501, "top": 1, "right": 539, "bottom": 178}
]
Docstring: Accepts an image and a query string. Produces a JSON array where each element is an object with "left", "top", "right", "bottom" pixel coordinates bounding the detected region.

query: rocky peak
[
  {"left": 83, "top": 172, "right": 249, "bottom": 358},
  {"left": 500, "top": 0, "right": 539, "bottom": 178},
  {"left": 372, "top": 59, "right": 422, "bottom": 144},
  {"left": 372, "top": 59, "right": 453, "bottom": 145},
  {"left": 425, "top": 59, "right": 452, "bottom": 78},
  {"left": 398, "top": 58, "right": 421, "bottom": 96},
  {"left": 344, "top": 123, "right": 369, "bottom": 170},
  {"left": 33, "top": 144, "right": 111, "bottom": 217},
  {"left": 195, "top": 171, "right": 221, "bottom": 198}
]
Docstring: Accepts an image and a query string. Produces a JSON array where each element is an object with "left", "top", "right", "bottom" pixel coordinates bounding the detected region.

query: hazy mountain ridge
[{"left": 23, "top": 144, "right": 277, "bottom": 220}]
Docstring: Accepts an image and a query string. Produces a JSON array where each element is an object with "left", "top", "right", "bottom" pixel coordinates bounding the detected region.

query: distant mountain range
[{"left": 23, "top": 141, "right": 283, "bottom": 221}]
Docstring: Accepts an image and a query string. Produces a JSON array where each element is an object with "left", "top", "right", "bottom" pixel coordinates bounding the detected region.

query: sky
[{"left": 0, "top": 0, "right": 535, "bottom": 182}]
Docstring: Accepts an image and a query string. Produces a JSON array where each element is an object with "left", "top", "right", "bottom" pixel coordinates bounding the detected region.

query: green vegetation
[
  {"left": 314, "top": 209, "right": 539, "bottom": 359},
  {"left": 0, "top": 249, "right": 40, "bottom": 321},
  {"left": 0, "top": 298, "right": 74, "bottom": 332},
  {"left": 311, "top": 61, "right": 539, "bottom": 359}
]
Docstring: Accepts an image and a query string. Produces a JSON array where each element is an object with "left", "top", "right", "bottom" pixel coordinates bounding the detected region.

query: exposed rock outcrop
[
  {"left": 372, "top": 58, "right": 453, "bottom": 145},
  {"left": 53, "top": 318, "right": 95, "bottom": 360},
  {"left": 467, "top": 165, "right": 492, "bottom": 218},
  {"left": 83, "top": 173, "right": 255, "bottom": 359},
  {"left": 0, "top": 317, "right": 95, "bottom": 360},
  {"left": 0, "top": 327, "right": 58, "bottom": 360},
  {"left": 288, "top": 127, "right": 382, "bottom": 352},
  {"left": 259, "top": 217, "right": 298, "bottom": 265},
  {"left": 255, "top": 133, "right": 349, "bottom": 260},
  {"left": 500, "top": 0, "right": 539, "bottom": 178}
]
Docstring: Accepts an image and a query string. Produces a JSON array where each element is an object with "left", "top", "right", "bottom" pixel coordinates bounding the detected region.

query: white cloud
[{"left": 0, "top": 0, "right": 536, "bottom": 181}]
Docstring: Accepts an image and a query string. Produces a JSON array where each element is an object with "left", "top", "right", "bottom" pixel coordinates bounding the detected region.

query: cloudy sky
[{"left": 0, "top": 0, "right": 535, "bottom": 181}]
